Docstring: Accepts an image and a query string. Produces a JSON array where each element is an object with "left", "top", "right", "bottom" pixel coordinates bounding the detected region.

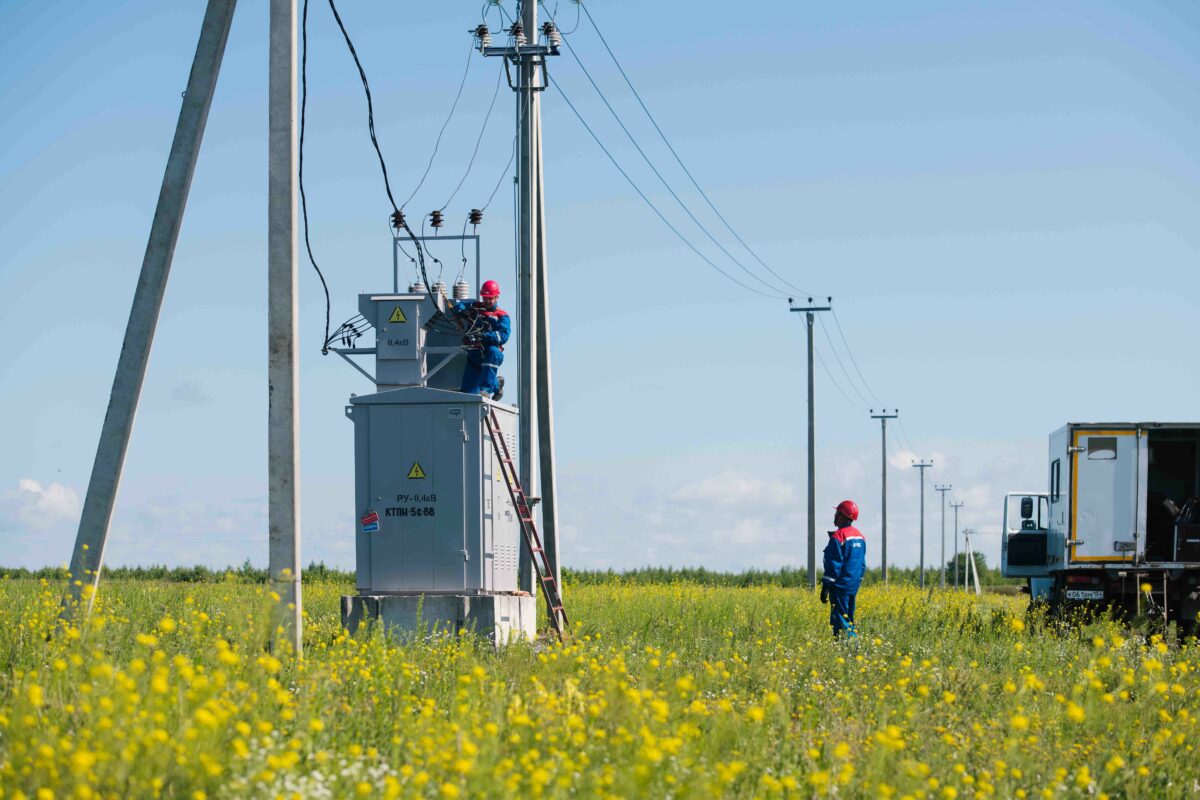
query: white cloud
[
  {"left": 1, "top": 479, "right": 81, "bottom": 530},
  {"left": 169, "top": 379, "right": 211, "bottom": 407}
]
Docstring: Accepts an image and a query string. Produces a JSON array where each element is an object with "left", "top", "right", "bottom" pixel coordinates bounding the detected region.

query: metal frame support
[
  {"left": 63, "top": 0, "right": 238, "bottom": 619},
  {"left": 870, "top": 409, "right": 898, "bottom": 582},
  {"left": 789, "top": 297, "right": 832, "bottom": 589},
  {"left": 392, "top": 234, "right": 481, "bottom": 294},
  {"left": 268, "top": 0, "right": 302, "bottom": 655}
]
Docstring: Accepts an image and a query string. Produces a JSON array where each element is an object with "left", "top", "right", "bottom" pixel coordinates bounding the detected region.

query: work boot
[{"left": 492, "top": 376, "right": 505, "bottom": 402}]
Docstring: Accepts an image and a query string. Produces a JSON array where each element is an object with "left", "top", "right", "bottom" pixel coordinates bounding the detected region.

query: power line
[
  {"left": 814, "top": 339, "right": 869, "bottom": 411},
  {"left": 553, "top": 22, "right": 787, "bottom": 298},
  {"left": 564, "top": 0, "right": 810, "bottom": 297},
  {"left": 546, "top": 74, "right": 777, "bottom": 297},
  {"left": 441, "top": 59, "right": 505, "bottom": 211},
  {"left": 830, "top": 308, "right": 885, "bottom": 408},
  {"left": 403, "top": 38, "right": 476, "bottom": 210},
  {"left": 817, "top": 315, "right": 873, "bottom": 408}
]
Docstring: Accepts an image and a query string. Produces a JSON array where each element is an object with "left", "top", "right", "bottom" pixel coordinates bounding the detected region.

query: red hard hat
[
  {"left": 480, "top": 280, "right": 501, "bottom": 299},
  {"left": 835, "top": 500, "right": 860, "bottom": 521}
]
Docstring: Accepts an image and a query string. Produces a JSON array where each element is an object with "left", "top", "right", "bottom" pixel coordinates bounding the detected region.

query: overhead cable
[
  {"left": 404, "top": 38, "right": 476, "bottom": 210},
  {"left": 547, "top": 75, "right": 778, "bottom": 297},
  {"left": 564, "top": 0, "right": 810, "bottom": 296},
  {"left": 814, "top": 340, "right": 869, "bottom": 411},
  {"left": 299, "top": 0, "right": 333, "bottom": 354},
  {"left": 817, "top": 315, "right": 874, "bottom": 408},
  {"left": 553, "top": 23, "right": 787, "bottom": 299},
  {"left": 441, "top": 60, "right": 506, "bottom": 211},
  {"left": 830, "top": 308, "right": 885, "bottom": 407},
  {"left": 326, "top": 0, "right": 433, "bottom": 297}
]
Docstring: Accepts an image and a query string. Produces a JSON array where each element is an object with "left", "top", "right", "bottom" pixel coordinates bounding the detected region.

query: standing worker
[
  {"left": 820, "top": 500, "right": 867, "bottom": 637},
  {"left": 452, "top": 279, "right": 510, "bottom": 400}
]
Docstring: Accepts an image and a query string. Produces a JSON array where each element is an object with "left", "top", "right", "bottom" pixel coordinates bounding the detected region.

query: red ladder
[{"left": 483, "top": 407, "right": 569, "bottom": 641}]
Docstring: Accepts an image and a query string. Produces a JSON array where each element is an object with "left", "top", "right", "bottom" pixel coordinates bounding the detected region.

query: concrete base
[{"left": 341, "top": 593, "right": 536, "bottom": 645}]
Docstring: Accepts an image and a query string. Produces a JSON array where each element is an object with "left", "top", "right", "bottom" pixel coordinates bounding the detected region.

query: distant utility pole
[
  {"left": 789, "top": 297, "right": 832, "bottom": 589},
  {"left": 949, "top": 501, "right": 964, "bottom": 590},
  {"left": 870, "top": 409, "right": 898, "bottom": 582},
  {"left": 934, "top": 484, "right": 951, "bottom": 589},
  {"left": 911, "top": 460, "right": 933, "bottom": 588}
]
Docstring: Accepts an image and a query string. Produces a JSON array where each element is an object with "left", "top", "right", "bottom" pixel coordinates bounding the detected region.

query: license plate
[{"left": 1065, "top": 589, "right": 1104, "bottom": 601}]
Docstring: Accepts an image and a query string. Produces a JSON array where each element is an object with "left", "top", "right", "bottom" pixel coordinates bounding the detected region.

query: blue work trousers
[
  {"left": 460, "top": 345, "right": 503, "bottom": 395},
  {"left": 828, "top": 591, "right": 857, "bottom": 637}
]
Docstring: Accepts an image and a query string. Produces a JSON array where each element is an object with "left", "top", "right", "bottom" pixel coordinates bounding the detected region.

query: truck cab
[{"left": 1002, "top": 423, "right": 1200, "bottom": 627}]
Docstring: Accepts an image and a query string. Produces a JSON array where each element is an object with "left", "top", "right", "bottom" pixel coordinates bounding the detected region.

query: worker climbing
[
  {"left": 452, "top": 279, "right": 510, "bottom": 400},
  {"left": 820, "top": 499, "right": 867, "bottom": 638}
]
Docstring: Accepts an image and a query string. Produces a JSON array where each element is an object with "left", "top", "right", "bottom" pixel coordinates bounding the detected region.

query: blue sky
[{"left": 1, "top": 0, "right": 1197, "bottom": 572}]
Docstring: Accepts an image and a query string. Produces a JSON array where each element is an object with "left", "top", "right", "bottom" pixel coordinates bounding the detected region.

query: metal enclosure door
[
  {"left": 368, "top": 405, "right": 467, "bottom": 591},
  {"left": 1071, "top": 429, "right": 1139, "bottom": 563}
]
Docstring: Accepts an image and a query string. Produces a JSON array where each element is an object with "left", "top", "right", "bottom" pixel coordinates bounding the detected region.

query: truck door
[{"left": 1070, "top": 430, "right": 1139, "bottom": 563}]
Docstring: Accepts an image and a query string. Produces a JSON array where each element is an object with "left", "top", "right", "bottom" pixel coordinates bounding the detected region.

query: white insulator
[
  {"left": 433, "top": 280, "right": 447, "bottom": 298},
  {"left": 408, "top": 281, "right": 427, "bottom": 293},
  {"left": 453, "top": 280, "right": 471, "bottom": 300}
]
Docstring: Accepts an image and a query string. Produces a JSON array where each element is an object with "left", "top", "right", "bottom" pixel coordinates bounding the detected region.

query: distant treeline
[{"left": 0, "top": 556, "right": 1020, "bottom": 587}]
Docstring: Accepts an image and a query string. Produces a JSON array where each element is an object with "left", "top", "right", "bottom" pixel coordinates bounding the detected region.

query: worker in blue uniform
[
  {"left": 820, "top": 499, "right": 867, "bottom": 637},
  {"left": 451, "top": 279, "right": 510, "bottom": 399}
]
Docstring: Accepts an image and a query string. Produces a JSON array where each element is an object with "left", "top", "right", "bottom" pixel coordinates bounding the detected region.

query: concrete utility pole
[
  {"left": 870, "top": 409, "right": 898, "bottom": 582},
  {"left": 790, "top": 297, "right": 832, "bottom": 589},
  {"left": 480, "top": 7, "right": 561, "bottom": 601},
  {"left": 911, "top": 460, "right": 933, "bottom": 588},
  {"left": 949, "top": 501, "right": 964, "bottom": 590},
  {"left": 934, "top": 484, "right": 951, "bottom": 589},
  {"left": 268, "top": 0, "right": 302, "bottom": 655},
  {"left": 63, "top": 0, "right": 238, "bottom": 619}
]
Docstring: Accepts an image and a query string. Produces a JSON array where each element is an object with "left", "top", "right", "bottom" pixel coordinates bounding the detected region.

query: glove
[{"left": 819, "top": 586, "right": 828, "bottom": 604}]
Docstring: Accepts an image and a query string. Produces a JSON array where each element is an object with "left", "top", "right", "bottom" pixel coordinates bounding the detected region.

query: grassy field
[{"left": 0, "top": 579, "right": 1196, "bottom": 799}]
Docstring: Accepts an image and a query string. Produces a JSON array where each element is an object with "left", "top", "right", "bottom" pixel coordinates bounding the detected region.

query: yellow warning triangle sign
[
  {"left": 407, "top": 462, "right": 427, "bottom": 479},
  {"left": 389, "top": 306, "right": 408, "bottom": 323}
]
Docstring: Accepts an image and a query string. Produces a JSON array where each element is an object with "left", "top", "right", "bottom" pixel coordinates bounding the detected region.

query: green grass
[{"left": 0, "top": 578, "right": 1195, "bottom": 798}]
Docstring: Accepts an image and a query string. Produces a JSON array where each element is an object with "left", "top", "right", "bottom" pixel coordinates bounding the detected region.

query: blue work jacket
[{"left": 822, "top": 525, "right": 867, "bottom": 594}]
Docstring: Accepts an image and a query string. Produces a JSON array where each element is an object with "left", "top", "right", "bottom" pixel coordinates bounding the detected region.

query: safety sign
[
  {"left": 407, "top": 462, "right": 427, "bottom": 479},
  {"left": 389, "top": 306, "right": 408, "bottom": 323},
  {"left": 360, "top": 510, "right": 380, "bottom": 533}
]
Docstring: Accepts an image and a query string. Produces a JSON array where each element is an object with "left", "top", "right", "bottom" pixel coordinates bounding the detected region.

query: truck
[{"left": 1001, "top": 422, "right": 1200, "bottom": 630}]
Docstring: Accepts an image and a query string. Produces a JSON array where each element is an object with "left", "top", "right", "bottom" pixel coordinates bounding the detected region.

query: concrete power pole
[
  {"left": 870, "top": 409, "right": 897, "bottom": 582},
  {"left": 949, "top": 500, "right": 964, "bottom": 590},
  {"left": 789, "top": 297, "right": 832, "bottom": 589},
  {"left": 934, "top": 484, "right": 951, "bottom": 589},
  {"left": 63, "top": 0, "right": 238, "bottom": 618},
  {"left": 480, "top": 6, "right": 562, "bottom": 603},
  {"left": 911, "top": 460, "right": 933, "bottom": 588},
  {"left": 268, "top": 0, "right": 302, "bottom": 655}
]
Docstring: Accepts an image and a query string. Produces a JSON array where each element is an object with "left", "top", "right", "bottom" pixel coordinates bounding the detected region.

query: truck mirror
[{"left": 1021, "top": 496, "right": 1034, "bottom": 519}]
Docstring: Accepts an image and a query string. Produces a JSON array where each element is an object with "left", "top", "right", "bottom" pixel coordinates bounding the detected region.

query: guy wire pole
[
  {"left": 911, "top": 460, "right": 933, "bottom": 588},
  {"left": 870, "top": 409, "right": 898, "bottom": 582},
  {"left": 934, "top": 484, "right": 951, "bottom": 589},
  {"left": 268, "top": 0, "right": 302, "bottom": 654},
  {"left": 63, "top": 0, "right": 238, "bottom": 619},
  {"left": 949, "top": 500, "right": 964, "bottom": 590},
  {"left": 789, "top": 297, "right": 831, "bottom": 589}
]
